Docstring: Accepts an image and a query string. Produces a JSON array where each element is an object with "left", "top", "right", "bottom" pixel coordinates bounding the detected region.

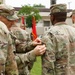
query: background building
[
  {"left": 0, "top": 0, "right": 5, "bottom": 4},
  {"left": 0, "top": 0, "right": 73, "bottom": 37}
]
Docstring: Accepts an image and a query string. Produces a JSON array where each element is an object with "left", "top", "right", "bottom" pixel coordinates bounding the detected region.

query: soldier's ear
[
  {"left": 50, "top": 15, "right": 53, "bottom": 20},
  {"left": 51, "top": 15, "right": 55, "bottom": 21}
]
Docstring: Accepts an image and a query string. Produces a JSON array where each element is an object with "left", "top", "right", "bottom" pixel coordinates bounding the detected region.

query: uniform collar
[{"left": 55, "top": 22, "right": 67, "bottom": 26}]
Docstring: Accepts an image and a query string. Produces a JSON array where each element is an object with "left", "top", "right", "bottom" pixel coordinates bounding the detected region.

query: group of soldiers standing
[{"left": 0, "top": 3, "right": 75, "bottom": 75}]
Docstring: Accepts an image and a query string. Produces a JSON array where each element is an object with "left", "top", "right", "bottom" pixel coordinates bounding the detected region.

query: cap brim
[{"left": 7, "top": 13, "right": 19, "bottom": 20}]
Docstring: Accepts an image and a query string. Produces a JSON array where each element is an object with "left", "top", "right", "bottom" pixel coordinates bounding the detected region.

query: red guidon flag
[
  {"left": 32, "top": 16, "right": 37, "bottom": 40},
  {"left": 21, "top": 16, "right": 26, "bottom": 30}
]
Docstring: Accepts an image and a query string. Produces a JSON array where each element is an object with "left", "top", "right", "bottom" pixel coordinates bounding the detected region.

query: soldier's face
[
  {"left": 4, "top": 17, "right": 16, "bottom": 29},
  {"left": 72, "top": 15, "right": 75, "bottom": 24}
]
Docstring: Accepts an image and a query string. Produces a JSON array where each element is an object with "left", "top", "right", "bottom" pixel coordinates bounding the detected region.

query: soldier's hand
[
  {"left": 33, "top": 45, "right": 46, "bottom": 56},
  {"left": 32, "top": 38, "right": 42, "bottom": 46}
]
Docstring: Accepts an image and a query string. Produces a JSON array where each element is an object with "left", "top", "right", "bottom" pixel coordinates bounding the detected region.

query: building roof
[{"left": 14, "top": 7, "right": 72, "bottom": 13}]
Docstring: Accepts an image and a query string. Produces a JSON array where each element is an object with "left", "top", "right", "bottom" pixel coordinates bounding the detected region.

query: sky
[{"left": 5, "top": 0, "right": 75, "bottom": 9}]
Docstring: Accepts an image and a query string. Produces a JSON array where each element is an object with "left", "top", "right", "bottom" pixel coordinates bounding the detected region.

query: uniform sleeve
[
  {"left": 41, "top": 32, "right": 56, "bottom": 75},
  {"left": 15, "top": 50, "right": 36, "bottom": 66},
  {"left": 5, "top": 34, "right": 18, "bottom": 75},
  {"left": 15, "top": 40, "right": 35, "bottom": 53}
]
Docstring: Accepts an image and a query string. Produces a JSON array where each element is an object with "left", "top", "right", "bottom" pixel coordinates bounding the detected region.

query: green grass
[{"left": 30, "top": 57, "right": 42, "bottom": 75}]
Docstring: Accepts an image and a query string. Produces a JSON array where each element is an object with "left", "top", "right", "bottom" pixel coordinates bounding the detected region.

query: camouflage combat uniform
[
  {"left": 0, "top": 21, "right": 18, "bottom": 75},
  {"left": 10, "top": 26, "right": 36, "bottom": 75},
  {"left": 41, "top": 22, "right": 75, "bottom": 75}
]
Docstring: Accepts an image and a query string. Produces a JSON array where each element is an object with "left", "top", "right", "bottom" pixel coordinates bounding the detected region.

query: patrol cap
[
  {"left": 70, "top": 10, "right": 75, "bottom": 17},
  {"left": 50, "top": 4, "right": 67, "bottom": 15},
  {"left": 0, "top": 4, "right": 19, "bottom": 20}
]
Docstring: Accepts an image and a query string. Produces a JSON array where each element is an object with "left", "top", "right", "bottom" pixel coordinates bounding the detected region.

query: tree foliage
[
  {"left": 18, "top": 5, "right": 42, "bottom": 28},
  {"left": 18, "top": 5, "right": 38, "bottom": 16},
  {"left": 26, "top": 14, "right": 41, "bottom": 28},
  {"left": 33, "top": 4, "right": 45, "bottom": 8}
]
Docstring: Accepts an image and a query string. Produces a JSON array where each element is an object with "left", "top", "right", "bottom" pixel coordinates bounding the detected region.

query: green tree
[
  {"left": 33, "top": 4, "right": 45, "bottom": 8},
  {"left": 26, "top": 14, "right": 41, "bottom": 28},
  {"left": 18, "top": 5, "right": 42, "bottom": 28}
]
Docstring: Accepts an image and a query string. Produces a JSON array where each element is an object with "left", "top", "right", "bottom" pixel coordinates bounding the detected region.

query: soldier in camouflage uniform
[
  {"left": 10, "top": 24, "right": 41, "bottom": 75},
  {"left": 41, "top": 4, "right": 75, "bottom": 75},
  {"left": 0, "top": 4, "right": 46, "bottom": 75},
  {"left": 0, "top": 4, "right": 18, "bottom": 75}
]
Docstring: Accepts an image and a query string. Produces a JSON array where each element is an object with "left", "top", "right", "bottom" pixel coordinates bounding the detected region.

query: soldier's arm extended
[
  {"left": 15, "top": 45, "right": 46, "bottom": 68},
  {"left": 15, "top": 37, "right": 42, "bottom": 53},
  {"left": 15, "top": 40, "right": 35, "bottom": 53}
]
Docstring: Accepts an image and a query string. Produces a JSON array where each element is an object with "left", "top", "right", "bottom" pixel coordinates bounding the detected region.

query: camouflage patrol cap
[
  {"left": 0, "top": 4, "right": 19, "bottom": 20},
  {"left": 50, "top": 4, "right": 67, "bottom": 15}
]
